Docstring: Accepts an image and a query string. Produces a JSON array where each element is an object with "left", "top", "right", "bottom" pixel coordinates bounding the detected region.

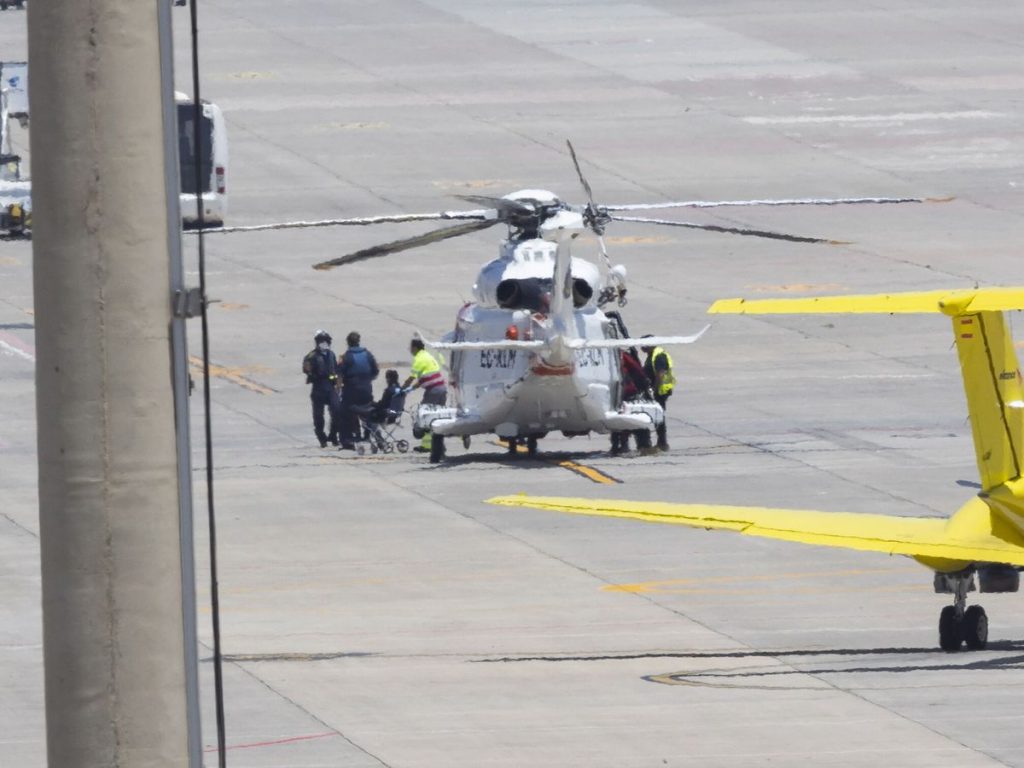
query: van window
[{"left": 177, "top": 104, "right": 213, "bottom": 194}]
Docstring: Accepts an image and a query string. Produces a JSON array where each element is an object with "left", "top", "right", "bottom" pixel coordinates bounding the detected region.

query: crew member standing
[
  {"left": 402, "top": 338, "right": 447, "bottom": 455},
  {"left": 612, "top": 349, "right": 654, "bottom": 455},
  {"left": 302, "top": 329, "right": 339, "bottom": 447},
  {"left": 338, "top": 331, "right": 379, "bottom": 448},
  {"left": 641, "top": 336, "right": 675, "bottom": 451}
]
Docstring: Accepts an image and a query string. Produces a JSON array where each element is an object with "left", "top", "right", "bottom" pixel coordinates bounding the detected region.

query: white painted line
[{"left": 743, "top": 110, "right": 1001, "bottom": 126}]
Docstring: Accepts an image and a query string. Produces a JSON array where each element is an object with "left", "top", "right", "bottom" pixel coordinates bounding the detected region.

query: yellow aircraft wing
[
  {"left": 709, "top": 287, "right": 1024, "bottom": 316},
  {"left": 487, "top": 495, "right": 1024, "bottom": 567}
]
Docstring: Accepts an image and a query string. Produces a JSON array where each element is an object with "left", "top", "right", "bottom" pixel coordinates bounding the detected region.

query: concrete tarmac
[{"left": 3, "top": 1, "right": 1024, "bottom": 765}]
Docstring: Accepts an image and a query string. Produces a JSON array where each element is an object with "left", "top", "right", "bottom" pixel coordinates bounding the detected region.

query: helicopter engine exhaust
[
  {"left": 571, "top": 278, "right": 593, "bottom": 308},
  {"left": 496, "top": 278, "right": 548, "bottom": 312},
  {"left": 496, "top": 277, "right": 593, "bottom": 311}
]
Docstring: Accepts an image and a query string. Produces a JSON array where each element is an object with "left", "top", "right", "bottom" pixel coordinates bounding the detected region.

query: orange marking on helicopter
[{"left": 531, "top": 362, "right": 573, "bottom": 376}]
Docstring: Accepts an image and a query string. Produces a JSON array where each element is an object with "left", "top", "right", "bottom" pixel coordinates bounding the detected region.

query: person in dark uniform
[
  {"left": 302, "top": 329, "right": 339, "bottom": 447},
  {"left": 338, "top": 331, "right": 379, "bottom": 448}
]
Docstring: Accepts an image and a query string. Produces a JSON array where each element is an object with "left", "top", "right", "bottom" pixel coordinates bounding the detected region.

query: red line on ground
[
  {"left": 203, "top": 731, "right": 339, "bottom": 753},
  {"left": 0, "top": 330, "right": 34, "bottom": 360}
]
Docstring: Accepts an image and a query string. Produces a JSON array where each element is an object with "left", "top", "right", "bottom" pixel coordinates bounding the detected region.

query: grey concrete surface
[{"left": 3, "top": 1, "right": 1024, "bottom": 765}]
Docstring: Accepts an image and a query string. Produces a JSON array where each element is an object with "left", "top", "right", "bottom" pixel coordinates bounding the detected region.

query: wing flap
[{"left": 487, "top": 495, "right": 1024, "bottom": 566}]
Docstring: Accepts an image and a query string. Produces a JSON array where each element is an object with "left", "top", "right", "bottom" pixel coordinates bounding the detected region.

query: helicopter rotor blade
[
  {"left": 453, "top": 194, "right": 535, "bottom": 217},
  {"left": 312, "top": 219, "right": 498, "bottom": 270},
  {"left": 603, "top": 196, "right": 951, "bottom": 213},
  {"left": 566, "top": 139, "right": 596, "bottom": 207},
  {"left": 608, "top": 214, "right": 850, "bottom": 245},
  {"left": 194, "top": 209, "right": 493, "bottom": 234}
]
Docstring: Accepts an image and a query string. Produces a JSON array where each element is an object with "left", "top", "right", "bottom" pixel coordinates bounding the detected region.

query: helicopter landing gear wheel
[
  {"left": 939, "top": 606, "right": 961, "bottom": 652},
  {"left": 395, "top": 439, "right": 410, "bottom": 453},
  {"left": 429, "top": 435, "right": 446, "bottom": 464},
  {"left": 526, "top": 436, "right": 538, "bottom": 457},
  {"left": 963, "top": 605, "right": 988, "bottom": 650},
  {"left": 506, "top": 439, "right": 518, "bottom": 457},
  {"left": 462, "top": 435, "right": 471, "bottom": 450}
]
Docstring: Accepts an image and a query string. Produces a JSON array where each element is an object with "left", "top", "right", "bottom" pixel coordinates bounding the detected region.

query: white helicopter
[{"left": 207, "top": 142, "right": 940, "bottom": 462}]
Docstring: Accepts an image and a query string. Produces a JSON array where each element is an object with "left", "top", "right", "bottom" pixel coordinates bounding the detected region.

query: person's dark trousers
[
  {"left": 654, "top": 392, "right": 671, "bottom": 449},
  {"left": 311, "top": 388, "right": 339, "bottom": 446},
  {"left": 340, "top": 387, "right": 373, "bottom": 444}
]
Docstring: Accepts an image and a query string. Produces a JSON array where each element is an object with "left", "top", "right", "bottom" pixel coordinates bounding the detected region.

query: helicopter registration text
[
  {"left": 575, "top": 348, "right": 609, "bottom": 368},
  {"left": 480, "top": 349, "right": 518, "bottom": 369}
]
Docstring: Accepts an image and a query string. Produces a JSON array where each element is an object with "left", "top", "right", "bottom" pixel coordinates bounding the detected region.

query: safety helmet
[{"left": 314, "top": 329, "right": 332, "bottom": 344}]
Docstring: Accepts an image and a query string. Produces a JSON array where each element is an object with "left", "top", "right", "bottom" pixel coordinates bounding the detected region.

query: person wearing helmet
[{"left": 302, "top": 330, "right": 340, "bottom": 447}]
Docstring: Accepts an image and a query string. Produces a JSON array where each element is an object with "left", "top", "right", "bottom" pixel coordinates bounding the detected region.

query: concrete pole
[{"left": 29, "top": 2, "right": 193, "bottom": 766}]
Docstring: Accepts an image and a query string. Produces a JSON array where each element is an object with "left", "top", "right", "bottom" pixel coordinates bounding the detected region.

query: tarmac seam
[
  {"left": 206, "top": 642, "right": 393, "bottom": 767},
  {"left": 0, "top": 511, "right": 37, "bottom": 539}
]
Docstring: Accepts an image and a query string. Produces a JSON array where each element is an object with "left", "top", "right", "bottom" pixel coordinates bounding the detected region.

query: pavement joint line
[
  {"left": 197, "top": 639, "right": 393, "bottom": 767},
  {"left": 678, "top": 416, "right": 950, "bottom": 516},
  {"left": 1, "top": 511, "right": 37, "bottom": 539}
]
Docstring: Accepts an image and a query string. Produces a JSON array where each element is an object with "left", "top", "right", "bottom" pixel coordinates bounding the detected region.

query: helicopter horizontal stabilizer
[
  {"left": 428, "top": 339, "right": 547, "bottom": 351},
  {"left": 566, "top": 326, "right": 710, "bottom": 349}
]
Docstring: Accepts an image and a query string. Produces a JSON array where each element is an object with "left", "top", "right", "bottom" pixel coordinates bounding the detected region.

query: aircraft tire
[
  {"left": 962, "top": 605, "right": 988, "bottom": 650},
  {"left": 526, "top": 436, "right": 538, "bottom": 457},
  {"left": 430, "top": 435, "right": 446, "bottom": 464},
  {"left": 938, "top": 605, "right": 962, "bottom": 652}
]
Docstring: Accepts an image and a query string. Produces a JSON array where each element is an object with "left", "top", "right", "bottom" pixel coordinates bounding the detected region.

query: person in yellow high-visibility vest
[
  {"left": 402, "top": 338, "right": 448, "bottom": 455},
  {"left": 641, "top": 337, "right": 675, "bottom": 451}
]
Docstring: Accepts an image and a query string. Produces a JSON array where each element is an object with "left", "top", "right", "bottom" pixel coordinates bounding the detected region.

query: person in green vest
[
  {"left": 402, "top": 338, "right": 448, "bottom": 457},
  {"left": 641, "top": 336, "right": 675, "bottom": 451}
]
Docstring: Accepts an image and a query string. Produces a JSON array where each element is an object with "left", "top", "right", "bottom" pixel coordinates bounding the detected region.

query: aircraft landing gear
[
  {"left": 937, "top": 572, "right": 988, "bottom": 652},
  {"left": 429, "top": 435, "right": 446, "bottom": 464},
  {"left": 526, "top": 436, "right": 538, "bottom": 457}
]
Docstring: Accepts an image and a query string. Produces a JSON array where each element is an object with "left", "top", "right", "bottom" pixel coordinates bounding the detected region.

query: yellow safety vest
[
  {"left": 651, "top": 346, "right": 675, "bottom": 395},
  {"left": 411, "top": 349, "right": 445, "bottom": 390}
]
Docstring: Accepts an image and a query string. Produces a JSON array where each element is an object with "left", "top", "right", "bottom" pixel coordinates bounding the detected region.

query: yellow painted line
[
  {"left": 189, "top": 355, "right": 278, "bottom": 395},
  {"left": 432, "top": 179, "right": 504, "bottom": 190},
  {"left": 603, "top": 567, "right": 908, "bottom": 593},
  {"left": 228, "top": 71, "right": 274, "bottom": 80},
  {"left": 558, "top": 459, "right": 621, "bottom": 485},
  {"left": 318, "top": 121, "right": 388, "bottom": 131},
  {"left": 494, "top": 440, "right": 622, "bottom": 485},
  {"left": 747, "top": 282, "right": 845, "bottom": 294}
]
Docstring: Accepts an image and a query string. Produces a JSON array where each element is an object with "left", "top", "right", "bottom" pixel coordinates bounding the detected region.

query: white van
[{"left": 176, "top": 92, "right": 228, "bottom": 228}]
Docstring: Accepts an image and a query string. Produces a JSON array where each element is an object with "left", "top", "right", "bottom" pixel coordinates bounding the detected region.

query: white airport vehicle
[
  {"left": 0, "top": 61, "right": 30, "bottom": 237},
  {"left": 177, "top": 91, "right": 228, "bottom": 228}
]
